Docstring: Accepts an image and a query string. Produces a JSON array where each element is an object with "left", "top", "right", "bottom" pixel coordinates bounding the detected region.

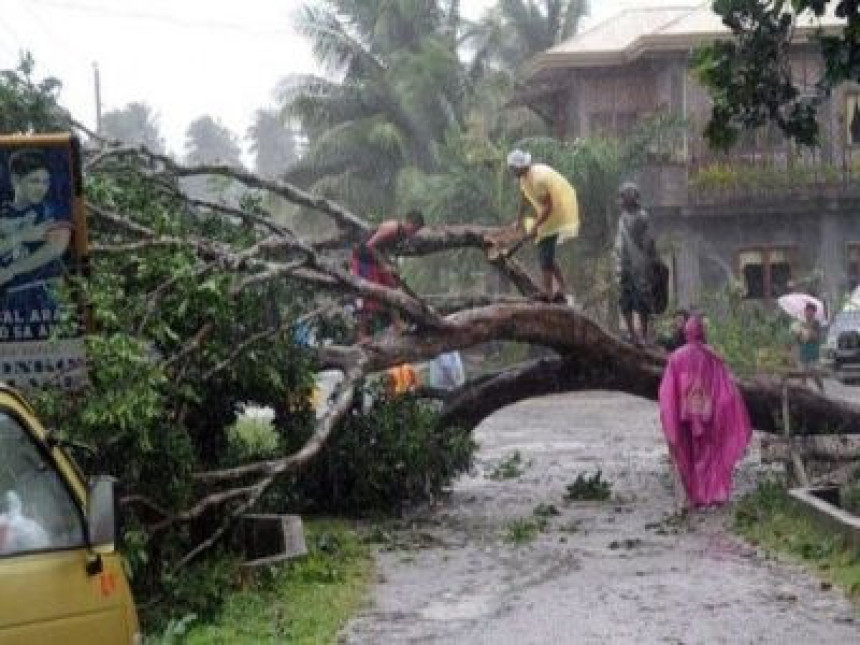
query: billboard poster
[{"left": 0, "top": 134, "right": 87, "bottom": 390}]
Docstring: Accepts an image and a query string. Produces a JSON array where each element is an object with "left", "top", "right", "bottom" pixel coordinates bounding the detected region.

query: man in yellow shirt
[{"left": 507, "top": 149, "right": 580, "bottom": 303}]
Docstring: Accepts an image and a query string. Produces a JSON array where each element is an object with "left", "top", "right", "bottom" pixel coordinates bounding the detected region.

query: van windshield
[{"left": 0, "top": 412, "right": 85, "bottom": 557}]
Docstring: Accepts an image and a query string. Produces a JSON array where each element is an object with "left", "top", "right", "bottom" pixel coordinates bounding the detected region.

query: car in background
[{"left": 820, "top": 309, "right": 860, "bottom": 383}]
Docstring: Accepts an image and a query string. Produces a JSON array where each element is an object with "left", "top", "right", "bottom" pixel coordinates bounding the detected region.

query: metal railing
[{"left": 684, "top": 136, "right": 860, "bottom": 205}]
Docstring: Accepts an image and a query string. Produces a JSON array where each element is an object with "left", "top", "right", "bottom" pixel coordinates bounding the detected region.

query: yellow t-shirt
[{"left": 519, "top": 164, "right": 580, "bottom": 243}]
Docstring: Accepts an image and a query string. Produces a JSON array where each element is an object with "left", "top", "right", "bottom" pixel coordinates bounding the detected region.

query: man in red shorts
[{"left": 350, "top": 209, "right": 424, "bottom": 341}]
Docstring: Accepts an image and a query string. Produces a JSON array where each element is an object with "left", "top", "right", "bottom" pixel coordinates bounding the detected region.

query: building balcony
[{"left": 639, "top": 146, "right": 860, "bottom": 211}]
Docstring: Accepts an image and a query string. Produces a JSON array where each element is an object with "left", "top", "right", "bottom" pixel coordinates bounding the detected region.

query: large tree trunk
[
  {"left": 350, "top": 303, "right": 860, "bottom": 436},
  {"left": 760, "top": 434, "right": 860, "bottom": 462},
  {"left": 439, "top": 354, "right": 860, "bottom": 436}
]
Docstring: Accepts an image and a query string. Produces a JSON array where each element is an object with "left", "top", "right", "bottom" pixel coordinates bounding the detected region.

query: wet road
[{"left": 343, "top": 392, "right": 859, "bottom": 644}]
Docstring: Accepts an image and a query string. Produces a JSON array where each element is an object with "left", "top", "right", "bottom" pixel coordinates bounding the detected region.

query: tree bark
[
  {"left": 346, "top": 303, "right": 860, "bottom": 436},
  {"left": 760, "top": 434, "right": 860, "bottom": 462}
]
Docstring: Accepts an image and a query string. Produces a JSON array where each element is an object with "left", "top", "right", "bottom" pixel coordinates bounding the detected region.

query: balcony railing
[{"left": 686, "top": 141, "right": 860, "bottom": 205}]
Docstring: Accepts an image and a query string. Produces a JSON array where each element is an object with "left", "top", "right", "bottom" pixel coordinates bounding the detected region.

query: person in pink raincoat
[{"left": 658, "top": 316, "right": 752, "bottom": 510}]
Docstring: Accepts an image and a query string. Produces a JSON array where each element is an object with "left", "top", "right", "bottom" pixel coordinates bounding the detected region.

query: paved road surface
[{"left": 344, "top": 392, "right": 859, "bottom": 644}]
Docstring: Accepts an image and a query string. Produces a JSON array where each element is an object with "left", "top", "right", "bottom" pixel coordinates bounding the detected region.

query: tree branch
[
  {"left": 85, "top": 145, "right": 370, "bottom": 237},
  {"left": 194, "top": 360, "right": 365, "bottom": 485}
]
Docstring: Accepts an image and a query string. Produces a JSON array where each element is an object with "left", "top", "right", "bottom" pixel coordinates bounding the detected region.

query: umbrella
[{"left": 777, "top": 293, "right": 826, "bottom": 322}]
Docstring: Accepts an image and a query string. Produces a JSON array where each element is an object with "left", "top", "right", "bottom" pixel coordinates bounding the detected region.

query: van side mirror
[{"left": 87, "top": 476, "right": 117, "bottom": 548}]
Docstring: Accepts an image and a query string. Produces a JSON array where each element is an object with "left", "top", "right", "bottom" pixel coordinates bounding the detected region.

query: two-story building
[{"left": 519, "top": 3, "right": 860, "bottom": 312}]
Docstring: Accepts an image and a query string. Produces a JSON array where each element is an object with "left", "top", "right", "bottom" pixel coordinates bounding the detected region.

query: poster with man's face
[{"left": 0, "top": 134, "right": 87, "bottom": 390}]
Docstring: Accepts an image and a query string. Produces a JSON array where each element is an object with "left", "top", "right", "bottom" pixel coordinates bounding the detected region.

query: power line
[
  {"left": 0, "top": 17, "right": 26, "bottom": 61},
  {"left": 27, "top": 0, "right": 297, "bottom": 39},
  {"left": 12, "top": 0, "right": 92, "bottom": 67}
]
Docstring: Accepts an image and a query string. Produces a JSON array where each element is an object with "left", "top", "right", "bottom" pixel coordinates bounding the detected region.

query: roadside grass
[
  {"left": 733, "top": 480, "right": 860, "bottom": 602},
  {"left": 159, "top": 519, "right": 373, "bottom": 644},
  {"left": 504, "top": 516, "right": 548, "bottom": 545}
]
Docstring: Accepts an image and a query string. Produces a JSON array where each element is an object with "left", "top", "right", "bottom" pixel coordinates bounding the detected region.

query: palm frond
[
  {"left": 559, "top": 0, "right": 589, "bottom": 43},
  {"left": 294, "top": 3, "right": 385, "bottom": 76}
]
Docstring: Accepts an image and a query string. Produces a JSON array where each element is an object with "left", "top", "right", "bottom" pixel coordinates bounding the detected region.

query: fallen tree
[{"left": 65, "top": 134, "right": 860, "bottom": 565}]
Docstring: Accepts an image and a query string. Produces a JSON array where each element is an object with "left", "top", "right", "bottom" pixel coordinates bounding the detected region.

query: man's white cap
[{"left": 506, "top": 149, "right": 532, "bottom": 169}]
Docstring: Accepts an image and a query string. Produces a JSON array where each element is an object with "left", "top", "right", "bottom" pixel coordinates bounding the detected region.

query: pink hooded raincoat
[{"left": 658, "top": 317, "right": 752, "bottom": 507}]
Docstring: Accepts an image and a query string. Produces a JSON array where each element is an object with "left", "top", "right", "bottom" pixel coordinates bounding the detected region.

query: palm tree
[
  {"left": 0, "top": 53, "right": 70, "bottom": 134},
  {"left": 456, "top": 1, "right": 588, "bottom": 143},
  {"left": 183, "top": 115, "right": 244, "bottom": 202},
  {"left": 281, "top": 0, "right": 466, "bottom": 216},
  {"left": 184, "top": 115, "right": 242, "bottom": 167},
  {"left": 466, "top": 1, "right": 589, "bottom": 74},
  {"left": 246, "top": 109, "right": 298, "bottom": 179},
  {"left": 100, "top": 102, "right": 166, "bottom": 153}
]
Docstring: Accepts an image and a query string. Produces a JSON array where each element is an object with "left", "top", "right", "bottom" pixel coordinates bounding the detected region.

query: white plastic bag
[{"left": 0, "top": 491, "right": 49, "bottom": 554}]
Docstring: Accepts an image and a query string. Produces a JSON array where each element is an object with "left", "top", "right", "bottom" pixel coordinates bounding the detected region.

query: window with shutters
[{"left": 738, "top": 247, "right": 795, "bottom": 300}]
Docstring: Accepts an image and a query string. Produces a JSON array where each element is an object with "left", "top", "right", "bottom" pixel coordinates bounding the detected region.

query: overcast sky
[{"left": 0, "top": 0, "right": 659, "bottom": 158}]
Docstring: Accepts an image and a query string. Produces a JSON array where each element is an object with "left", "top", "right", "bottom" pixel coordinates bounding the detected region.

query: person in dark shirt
[{"left": 614, "top": 182, "right": 659, "bottom": 345}]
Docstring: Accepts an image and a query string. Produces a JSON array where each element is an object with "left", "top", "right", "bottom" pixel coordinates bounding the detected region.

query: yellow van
[{"left": 0, "top": 385, "right": 140, "bottom": 644}]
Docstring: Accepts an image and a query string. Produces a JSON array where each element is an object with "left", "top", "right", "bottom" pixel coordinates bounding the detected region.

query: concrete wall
[
  {"left": 551, "top": 48, "right": 860, "bottom": 309},
  {"left": 567, "top": 60, "right": 661, "bottom": 137},
  {"left": 562, "top": 48, "right": 844, "bottom": 161},
  {"left": 652, "top": 204, "right": 860, "bottom": 310}
]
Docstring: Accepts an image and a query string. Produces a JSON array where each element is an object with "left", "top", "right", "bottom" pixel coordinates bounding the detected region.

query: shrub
[
  {"left": 689, "top": 162, "right": 739, "bottom": 192},
  {"left": 274, "top": 386, "right": 476, "bottom": 515},
  {"left": 697, "top": 286, "right": 794, "bottom": 377},
  {"left": 146, "top": 551, "right": 241, "bottom": 630}
]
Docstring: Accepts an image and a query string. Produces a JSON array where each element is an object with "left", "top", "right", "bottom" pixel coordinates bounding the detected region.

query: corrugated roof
[
  {"left": 658, "top": 0, "right": 842, "bottom": 37},
  {"left": 529, "top": 2, "right": 846, "bottom": 73},
  {"left": 545, "top": 5, "right": 696, "bottom": 56},
  {"left": 655, "top": 3, "right": 726, "bottom": 37}
]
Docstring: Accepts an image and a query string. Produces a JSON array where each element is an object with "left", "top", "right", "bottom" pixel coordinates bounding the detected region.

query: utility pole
[{"left": 93, "top": 62, "right": 102, "bottom": 133}]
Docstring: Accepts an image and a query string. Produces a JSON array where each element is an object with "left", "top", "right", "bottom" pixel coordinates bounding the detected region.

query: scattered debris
[
  {"left": 565, "top": 470, "right": 612, "bottom": 501},
  {"left": 533, "top": 502, "right": 561, "bottom": 518},
  {"left": 488, "top": 450, "right": 528, "bottom": 481},
  {"left": 362, "top": 524, "right": 446, "bottom": 552},
  {"left": 558, "top": 519, "right": 583, "bottom": 534},
  {"left": 645, "top": 512, "right": 691, "bottom": 536}
]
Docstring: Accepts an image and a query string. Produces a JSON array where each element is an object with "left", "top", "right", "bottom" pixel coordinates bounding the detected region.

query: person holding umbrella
[
  {"left": 778, "top": 293, "right": 827, "bottom": 392},
  {"left": 791, "top": 301, "right": 825, "bottom": 392}
]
